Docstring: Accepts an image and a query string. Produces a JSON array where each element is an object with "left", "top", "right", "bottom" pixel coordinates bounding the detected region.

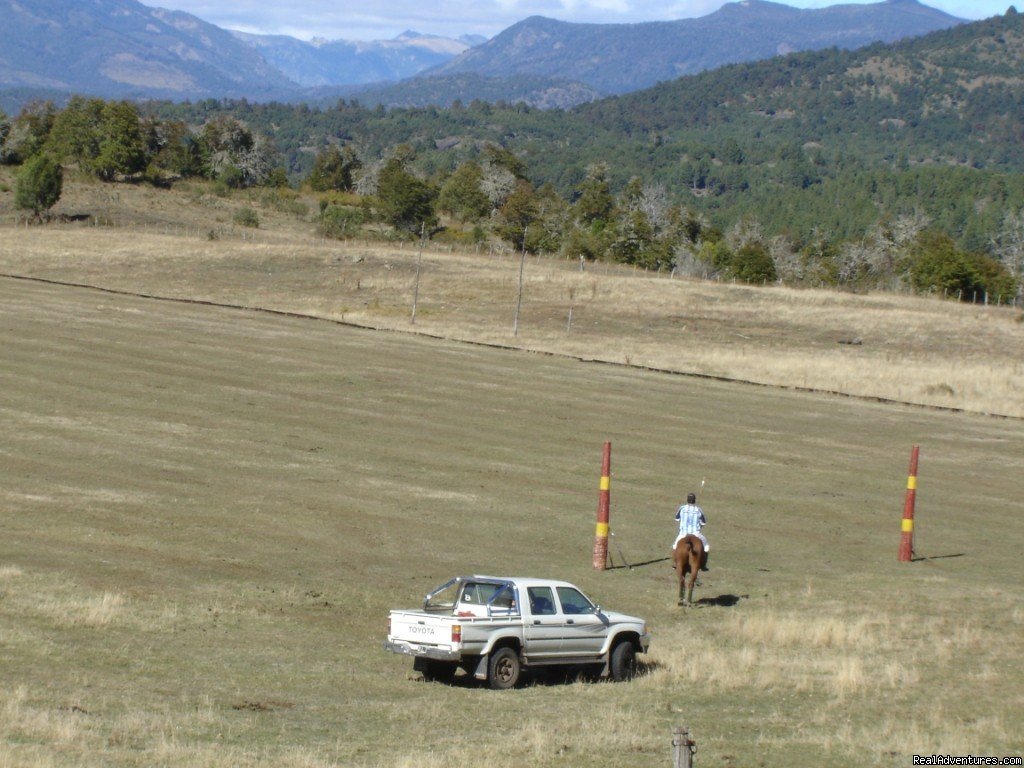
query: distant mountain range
[
  {"left": 231, "top": 30, "right": 486, "bottom": 88},
  {"left": 0, "top": 0, "right": 972, "bottom": 110},
  {"left": 0, "top": 0, "right": 296, "bottom": 100},
  {"left": 427, "top": 0, "right": 965, "bottom": 95},
  {"left": 0, "top": 0, "right": 479, "bottom": 103}
]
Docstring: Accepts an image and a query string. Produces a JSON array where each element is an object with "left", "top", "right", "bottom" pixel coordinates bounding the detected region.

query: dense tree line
[
  {"left": 0, "top": 97, "right": 287, "bottom": 195},
  {"left": 0, "top": 60, "right": 1019, "bottom": 301},
  {"left": 137, "top": 92, "right": 1024, "bottom": 302}
]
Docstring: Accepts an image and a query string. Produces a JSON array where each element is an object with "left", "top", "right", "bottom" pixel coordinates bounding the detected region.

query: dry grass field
[
  {"left": 1, "top": 176, "right": 1023, "bottom": 767},
  {"left": 1, "top": 173, "right": 1022, "bottom": 419}
]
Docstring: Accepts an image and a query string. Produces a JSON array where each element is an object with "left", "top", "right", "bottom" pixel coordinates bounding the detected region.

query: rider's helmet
[{"left": 687, "top": 493, "right": 696, "bottom": 504}]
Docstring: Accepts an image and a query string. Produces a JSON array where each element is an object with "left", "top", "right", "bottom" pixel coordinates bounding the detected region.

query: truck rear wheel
[
  {"left": 487, "top": 647, "right": 521, "bottom": 689},
  {"left": 610, "top": 640, "right": 637, "bottom": 682}
]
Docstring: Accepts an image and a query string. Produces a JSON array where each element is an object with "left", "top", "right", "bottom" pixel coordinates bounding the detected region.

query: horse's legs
[
  {"left": 686, "top": 553, "right": 699, "bottom": 604},
  {"left": 674, "top": 551, "right": 686, "bottom": 605}
]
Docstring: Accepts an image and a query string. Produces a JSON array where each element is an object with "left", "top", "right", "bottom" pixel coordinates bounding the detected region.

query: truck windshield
[{"left": 556, "top": 586, "right": 597, "bottom": 615}]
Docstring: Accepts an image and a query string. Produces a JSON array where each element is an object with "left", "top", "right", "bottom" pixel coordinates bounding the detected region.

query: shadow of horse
[
  {"left": 605, "top": 555, "right": 671, "bottom": 571},
  {"left": 693, "top": 593, "right": 746, "bottom": 608}
]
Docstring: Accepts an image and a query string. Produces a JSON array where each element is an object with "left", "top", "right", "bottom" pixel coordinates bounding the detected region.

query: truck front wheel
[
  {"left": 487, "top": 647, "right": 521, "bottom": 689},
  {"left": 610, "top": 641, "right": 637, "bottom": 682}
]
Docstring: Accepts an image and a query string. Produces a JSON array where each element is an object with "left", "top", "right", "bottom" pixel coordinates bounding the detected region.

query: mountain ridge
[
  {"left": 230, "top": 29, "right": 475, "bottom": 88},
  {"left": 428, "top": 0, "right": 966, "bottom": 94},
  {"left": 0, "top": 0, "right": 978, "bottom": 107},
  {"left": 0, "top": 0, "right": 298, "bottom": 99}
]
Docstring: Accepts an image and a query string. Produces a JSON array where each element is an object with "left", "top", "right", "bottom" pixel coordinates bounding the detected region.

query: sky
[{"left": 151, "top": 0, "right": 1016, "bottom": 41}]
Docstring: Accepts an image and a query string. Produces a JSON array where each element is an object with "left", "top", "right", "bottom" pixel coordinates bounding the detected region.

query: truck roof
[{"left": 464, "top": 575, "right": 583, "bottom": 589}]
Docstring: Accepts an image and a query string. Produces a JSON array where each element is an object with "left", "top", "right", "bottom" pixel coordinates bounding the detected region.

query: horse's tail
[
  {"left": 678, "top": 534, "right": 697, "bottom": 554},
  {"left": 674, "top": 536, "right": 695, "bottom": 572},
  {"left": 690, "top": 534, "right": 704, "bottom": 558},
  {"left": 683, "top": 535, "right": 702, "bottom": 572}
]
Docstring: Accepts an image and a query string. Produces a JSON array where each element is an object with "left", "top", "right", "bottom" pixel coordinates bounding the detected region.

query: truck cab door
[
  {"left": 556, "top": 586, "right": 606, "bottom": 655},
  {"left": 523, "top": 586, "right": 562, "bottom": 658}
]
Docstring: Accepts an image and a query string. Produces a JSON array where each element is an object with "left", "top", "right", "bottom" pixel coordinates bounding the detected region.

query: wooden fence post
[{"left": 672, "top": 725, "right": 695, "bottom": 768}]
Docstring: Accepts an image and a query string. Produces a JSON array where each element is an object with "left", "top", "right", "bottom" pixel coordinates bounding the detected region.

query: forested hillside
[
  {"left": 318, "top": 73, "right": 604, "bottom": 111},
  {"left": 2, "top": 10, "right": 1022, "bottom": 303}
]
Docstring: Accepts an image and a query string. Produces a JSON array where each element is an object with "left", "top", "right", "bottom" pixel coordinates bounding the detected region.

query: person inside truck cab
[
  {"left": 460, "top": 583, "right": 517, "bottom": 615},
  {"left": 491, "top": 590, "right": 516, "bottom": 613},
  {"left": 528, "top": 587, "right": 556, "bottom": 615}
]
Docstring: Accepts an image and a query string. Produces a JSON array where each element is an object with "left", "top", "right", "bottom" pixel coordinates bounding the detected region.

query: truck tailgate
[{"left": 389, "top": 611, "right": 456, "bottom": 650}]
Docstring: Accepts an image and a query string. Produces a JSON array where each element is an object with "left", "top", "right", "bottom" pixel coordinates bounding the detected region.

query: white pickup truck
[{"left": 384, "top": 575, "right": 651, "bottom": 689}]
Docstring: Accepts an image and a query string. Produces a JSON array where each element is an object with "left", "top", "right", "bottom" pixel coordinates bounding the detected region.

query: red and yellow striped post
[
  {"left": 898, "top": 445, "right": 920, "bottom": 562},
  {"left": 592, "top": 441, "right": 611, "bottom": 570}
]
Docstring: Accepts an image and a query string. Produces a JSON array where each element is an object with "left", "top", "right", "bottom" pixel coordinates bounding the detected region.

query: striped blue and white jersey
[{"left": 675, "top": 504, "right": 706, "bottom": 537}]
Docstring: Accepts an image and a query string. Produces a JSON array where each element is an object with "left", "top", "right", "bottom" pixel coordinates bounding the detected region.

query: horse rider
[{"left": 674, "top": 492, "right": 710, "bottom": 571}]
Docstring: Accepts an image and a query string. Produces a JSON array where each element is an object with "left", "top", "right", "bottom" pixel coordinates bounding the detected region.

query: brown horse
[{"left": 673, "top": 534, "right": 704, "bottom": 606}]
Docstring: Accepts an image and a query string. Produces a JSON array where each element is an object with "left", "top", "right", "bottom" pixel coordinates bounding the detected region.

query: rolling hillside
[{"left": 579, "top": 7, "right": 1024, "bottom": 157}]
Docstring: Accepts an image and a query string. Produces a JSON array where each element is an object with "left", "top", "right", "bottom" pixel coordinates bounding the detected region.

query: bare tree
[
  {"left": 768, "top": 235, "right": 801, "bottom": 283},
  {"left": 835, "top": 239, "right": 876, "bottom": 285},
  {"left": 234, "top": 137, "right": 277, "bottom": 187},
  {"left": 725, "top": 215, "right": 766, "bottom": 252},
  {"left": 637, "top": 183, "right": 671, "bottom": 233},
  {"left": 888, "top": 211, "right": 931, "bottom": 248},
  {"left": 831, "top": 214, "right": 931, "bottom": 290},
  {"left": 869, "top": 213, "right": 929, "bottom": 289},
  {"left": 354, "top": 158, "right": 383, "bottom": 197},
  {"left": 480, "top": 165, "right": 516, "bottom": 214}
]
